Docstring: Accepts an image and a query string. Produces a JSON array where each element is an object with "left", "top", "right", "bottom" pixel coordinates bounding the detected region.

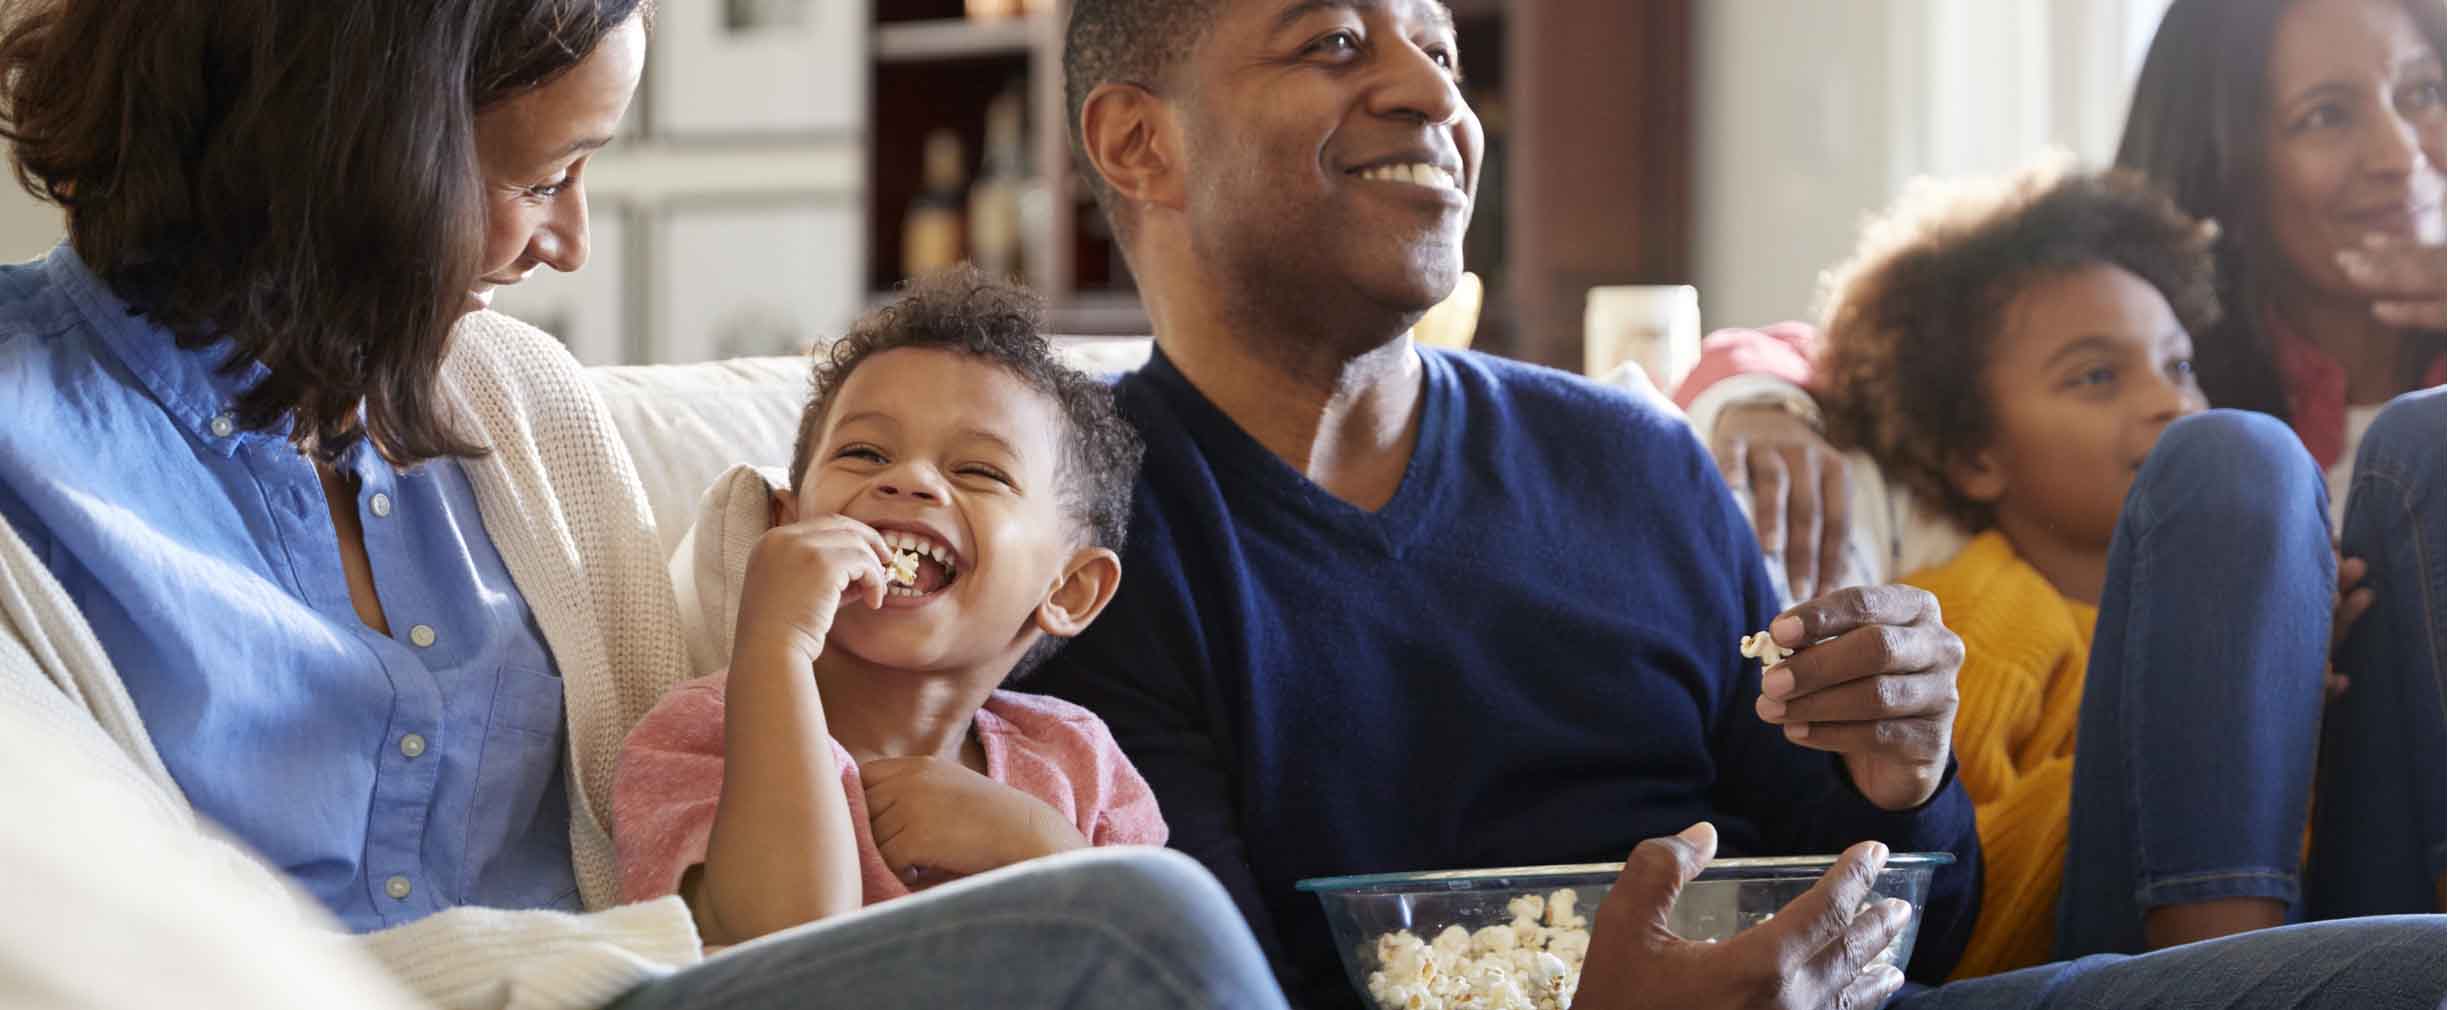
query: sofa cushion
[
  {"left": 591, "top": 355, "right": 805, "bottom": 560},
  {"left": 590, "top": 338, "right": 1157, "bottom": 560}
]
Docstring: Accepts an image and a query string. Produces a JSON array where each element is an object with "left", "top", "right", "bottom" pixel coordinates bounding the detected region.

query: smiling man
[
  {"left": 1033, "top": 2, "right": 2446, "bottom": 1009},
  {"left": 1036, "top": 0, "right": 1978, "bottom": 1005}
]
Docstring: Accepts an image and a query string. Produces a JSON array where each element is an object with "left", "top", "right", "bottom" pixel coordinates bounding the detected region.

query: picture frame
[
  {"left": 649, "top": 0, "right": 868, "bottom": 140},
  {"left": 651, "top": 197, "right": 865, "bottom": 364}
]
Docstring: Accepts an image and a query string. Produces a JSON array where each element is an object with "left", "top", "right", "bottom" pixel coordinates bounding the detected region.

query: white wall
[
  {"left": 0, "top": 179, "right": 62, "bottom": 262},
  {"left": 1695, "top": 0, "right": 2172, "bottom": 331}
]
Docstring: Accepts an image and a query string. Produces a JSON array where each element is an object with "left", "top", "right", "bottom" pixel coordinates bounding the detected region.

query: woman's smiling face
[
  {"left": 466, "top": 15, "right": 647, "bottom": 315},
  {"left": 2260, "top": 0, "right": 2447, "bottom": 301}
]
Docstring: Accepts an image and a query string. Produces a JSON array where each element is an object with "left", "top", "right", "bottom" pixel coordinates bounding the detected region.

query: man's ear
[
  {"left": 1079, "top": 81, "right": 1186, "bottom": 214},
  {"left": 770, "top": 485, "right": 802, "bottom": 528},
  {"left": 1035, "top": 546, "right": 1124, "bottom": 640},
  {"left": 1947, "top": 446, "right": 2009, "bottom": 507}
]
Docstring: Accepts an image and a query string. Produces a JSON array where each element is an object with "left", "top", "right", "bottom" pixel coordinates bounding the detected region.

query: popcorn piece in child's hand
[
  {"left": 1739, "top": 630, "right": 1793, "bottom": 667},
  {"left": 887, "top": 549, "right": 922, "bottom": 586}
]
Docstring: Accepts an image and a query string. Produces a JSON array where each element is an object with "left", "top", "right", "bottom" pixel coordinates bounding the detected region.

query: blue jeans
[
  {"left": 1898, "top": 915, "right": 2443, "bottom": 1009},
  {"left": 2058, "top": 405, "right": 2446, "bottom": 957},
  {"left": 604, "top": 847, "right": 1290, "bottom": 1010},
  {"left": 2059, "top": 410, "right": 2335, "bottom": 955},
  {"left": 2310, "top": 388, "right": 2447, "bottom": 917}
]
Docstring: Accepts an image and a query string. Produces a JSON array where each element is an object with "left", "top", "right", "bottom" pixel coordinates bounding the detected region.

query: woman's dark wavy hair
[
  {"left": 2116, "top": 0, "right": 2445, "bottom": 420},
  {"left": 0, "top": 0, "right": 653, "bottom": 464}
]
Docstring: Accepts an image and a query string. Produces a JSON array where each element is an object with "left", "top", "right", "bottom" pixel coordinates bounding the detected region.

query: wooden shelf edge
[{"left": 873, "top": 16, "right": 1043, "bottom": 63}]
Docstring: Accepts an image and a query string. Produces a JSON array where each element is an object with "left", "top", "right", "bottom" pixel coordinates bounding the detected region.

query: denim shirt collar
[{"left": 43, "top": 243, "right": 279, "bottom": 459}]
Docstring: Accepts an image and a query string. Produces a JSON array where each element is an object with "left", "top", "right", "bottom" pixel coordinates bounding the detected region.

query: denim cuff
[{"left": 2134, "top": 867, "right": 2300, "bottom": 909}]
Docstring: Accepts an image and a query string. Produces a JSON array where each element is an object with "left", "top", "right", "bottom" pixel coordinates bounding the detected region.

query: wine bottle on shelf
[
  {"left": 968, "top": 88, "right": 1028, "bottom": 285},
  {"left": 902, "top": 128, "right": 968, "bottom": 281}
]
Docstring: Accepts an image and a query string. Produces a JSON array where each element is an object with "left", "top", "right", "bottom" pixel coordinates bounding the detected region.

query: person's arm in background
[
  {"left": 1676, "top": 324, "right": 1978, "bottom": 604},
  {"left": 1676, "top": 323, "right": 1855, "bottom": 602}
]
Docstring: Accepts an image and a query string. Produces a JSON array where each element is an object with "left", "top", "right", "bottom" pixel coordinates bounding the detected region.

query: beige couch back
[{"left": 588, "top": 338, "right": 1157, "bottom": 560}]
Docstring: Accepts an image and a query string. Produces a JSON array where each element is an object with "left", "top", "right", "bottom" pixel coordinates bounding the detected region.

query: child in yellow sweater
[{"left": 1810, "top": 160, "right": 2430, "bottom": 976}]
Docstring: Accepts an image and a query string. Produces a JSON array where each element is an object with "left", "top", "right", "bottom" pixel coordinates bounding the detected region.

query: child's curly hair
[
  {"left": 1816, "top": 157, "right": 2222, "bottom": 530},
  {"left": 788, "top": 265, "right": 1144, "bottom": 557}
]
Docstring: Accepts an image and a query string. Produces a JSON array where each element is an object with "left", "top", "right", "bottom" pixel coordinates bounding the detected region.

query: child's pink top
[{"left": 612, "top": 670, "right": 1168, "bottom": 906}]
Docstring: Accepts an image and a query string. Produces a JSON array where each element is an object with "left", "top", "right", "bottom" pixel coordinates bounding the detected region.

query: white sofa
[
  {"left": 588, "top": 338, "right": 1160, "bottom": 560},
  {"left": 588, "top": 337, "right": 1680, "bottom": 562}
]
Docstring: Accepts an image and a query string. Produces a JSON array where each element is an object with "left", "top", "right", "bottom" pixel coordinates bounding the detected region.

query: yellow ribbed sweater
[{"left": 1903, "top": 531, "right": 2097, "bottom": 980}]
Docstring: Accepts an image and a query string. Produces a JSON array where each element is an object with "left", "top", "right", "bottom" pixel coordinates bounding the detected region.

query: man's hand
[
  {"left": 862, "top": 756, "right": 1088, "bottom": 883},
  {"left": 1572, "top": 823, "right": 1911, "bottom": 1010},
  {"left": 1753, "top": 586, "right": 1963, "bottom": 811},
  {"left": 1711, "top": 404, "right": 1853, "bottom": 602},
  {"left": 2337, "top": 235, "right": 2447, "bottom": 329},
  {"left": 733, "top": 513, "right": 893, "bottom": 664}
]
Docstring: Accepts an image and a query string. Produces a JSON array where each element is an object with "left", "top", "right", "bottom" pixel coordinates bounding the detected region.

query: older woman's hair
[
  {"left": 1815, "top": 159, "right": 2223, "bottom": 530},
  {"left": 0, "top": 0, "right": 653, "bottom": 464},
  {"left": 2116, "top": 0, "right": 2445, "bottom": 421}
]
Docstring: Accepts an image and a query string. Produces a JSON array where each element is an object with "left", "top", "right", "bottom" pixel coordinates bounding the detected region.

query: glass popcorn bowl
[{"left": 1298, "top": 853, "right": 1952, "bottom": 1010}]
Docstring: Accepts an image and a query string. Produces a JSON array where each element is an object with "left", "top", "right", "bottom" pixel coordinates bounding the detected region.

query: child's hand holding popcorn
[
  {"left": 733, "top": 513, "right": 897, "bottom": 664},
  {"left": 694, "top": 512, "right": 899, "bottom": 944},
  {"left": 862, "top": 755, "right": 1090, "bottom": 884}
]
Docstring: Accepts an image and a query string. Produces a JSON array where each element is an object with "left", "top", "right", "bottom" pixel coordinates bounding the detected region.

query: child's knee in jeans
[{"left": 2363, "top": 387, "right": 2446, "bottom": 467}]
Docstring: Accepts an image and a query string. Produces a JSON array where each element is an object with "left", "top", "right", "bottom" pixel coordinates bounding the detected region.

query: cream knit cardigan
[{"left": 0, "top": 313, "right": 705, "bottom": 1010}]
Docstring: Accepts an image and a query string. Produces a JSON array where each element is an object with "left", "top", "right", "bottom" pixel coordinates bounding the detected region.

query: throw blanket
[
  {"left": 0, "top": 312, "right": 704, "bottom": 1009},
  {"left": 1903, "top": 530, "right": 2096, "bottom": 978}
]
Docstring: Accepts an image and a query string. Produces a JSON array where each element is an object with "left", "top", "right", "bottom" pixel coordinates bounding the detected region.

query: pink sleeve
[
  {"left": 1669, "top": 321, "right": 1823, "bottom": 409},
  {"left": 1086, "top": 717, "right": 1169, "bottom": 848},
  {"left": 612, "top": 672, "right": 732, "bottom": 904}
]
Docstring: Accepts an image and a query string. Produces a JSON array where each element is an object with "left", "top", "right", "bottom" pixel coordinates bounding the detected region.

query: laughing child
[{"left": 613, "top": 267, "right": 1161, "bottom": 946}]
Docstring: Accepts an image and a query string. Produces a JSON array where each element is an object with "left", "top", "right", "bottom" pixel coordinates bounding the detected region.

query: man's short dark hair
[
  {"left": 789, "top": 265, "right": 1143, "bottom": 558},
  {"left": 1062, "top": 0, "right": 1219, "bottom": 220},
  {"left": 1817, "top": 159, "right": 2222, "bottom": 531}
]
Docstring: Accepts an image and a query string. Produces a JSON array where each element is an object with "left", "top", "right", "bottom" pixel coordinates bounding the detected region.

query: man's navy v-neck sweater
[{"left": 1035, "top": 347, "right": 1978, "bottom": 1007}]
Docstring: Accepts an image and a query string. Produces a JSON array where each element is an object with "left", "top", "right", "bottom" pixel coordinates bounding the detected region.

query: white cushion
[
  {"left": 665, "top": 462, "right": 786, "bottom": 677},
  {"left": 590, "top": 356, "right": 806, "bottom": 561}
]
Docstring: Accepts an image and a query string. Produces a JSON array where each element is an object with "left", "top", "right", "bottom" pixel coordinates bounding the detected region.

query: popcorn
[
  {"left": 1472, "top": 925, "right": 1518, "bottom": 954},
  {"left": 1542, "top": 888, "right": 1585, "bottom": 930},
  {"left": 1739, "top": 630, "right": 1793, "bottom": 667},
  {"left": 887, "top": 549, "right": 922, "bottom": 587},
  {"left": 1363, "top": 889, "right": 1592, "bottom": 1010}
]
